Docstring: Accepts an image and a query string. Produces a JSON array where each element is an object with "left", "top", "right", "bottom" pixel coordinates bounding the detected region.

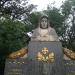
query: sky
[{"left": 29, "top": 0, "right": 65, "bottom": 11}]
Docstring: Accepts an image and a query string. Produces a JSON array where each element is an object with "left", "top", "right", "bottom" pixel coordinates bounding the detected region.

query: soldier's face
[{"left": 40, "top": 18, "right": 48, "bottom": 29}]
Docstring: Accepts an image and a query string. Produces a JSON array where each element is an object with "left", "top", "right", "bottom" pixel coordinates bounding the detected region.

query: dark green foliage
[
  {"left": 0, "top": 18, "right": 29, "bottom": 54},
  {"left": 0, "top": 17, "right": 30, "bottom": 75},
  {"left": 28, "top": 12, "right": 42, "bottom": 29},
  {"left": 61, "top": 0, "right": 75, "bottom": 51}
]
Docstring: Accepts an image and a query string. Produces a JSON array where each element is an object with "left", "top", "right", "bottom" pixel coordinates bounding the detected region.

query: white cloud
[{"left": 29, "top": 0, "right": 65, "bottom": 11}]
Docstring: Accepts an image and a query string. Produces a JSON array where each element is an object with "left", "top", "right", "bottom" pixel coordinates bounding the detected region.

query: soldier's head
[{"left": 39, "top": 16, "right": 50, "bottom": 29}]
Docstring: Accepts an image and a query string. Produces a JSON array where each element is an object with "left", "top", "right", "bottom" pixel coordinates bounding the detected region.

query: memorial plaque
[
  {"left": 4, "top": 58, "right": 30, "bottom": 75},
  {"left": 64, "top": 60, "right": 75, "bottom": 75}
]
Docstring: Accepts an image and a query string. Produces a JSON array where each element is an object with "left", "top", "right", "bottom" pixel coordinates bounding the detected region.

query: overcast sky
[{"left": 29, "top": 0, "right": 65, "bottom": 11}]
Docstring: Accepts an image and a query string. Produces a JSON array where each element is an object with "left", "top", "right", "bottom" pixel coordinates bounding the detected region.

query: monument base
[
  {"left": 28, "top": 41, "right": 65, "bottom": 75},
  {"left": 4, "top": 41, "right": 75, "bottom": 75}
]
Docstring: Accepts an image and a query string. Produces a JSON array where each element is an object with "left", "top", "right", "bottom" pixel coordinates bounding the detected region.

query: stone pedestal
[
  {"left": 28, "top": 41, "right": 65, "bottom": 75},
  {"left": 4, "top": 58, "right": 30, "bottom": 75},
  {"left": 5, "top": 41, "right": 75, "bottom": 75}
]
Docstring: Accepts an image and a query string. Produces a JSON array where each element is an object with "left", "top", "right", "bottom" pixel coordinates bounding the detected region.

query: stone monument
[
  {"left": 28, "top": 15, "right": 65, "bottom": 75},
  {"left": 4, "top": 16, "right": 75, "bottom": 75}
]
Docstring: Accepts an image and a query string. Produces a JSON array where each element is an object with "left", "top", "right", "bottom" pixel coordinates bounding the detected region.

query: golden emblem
[
  {"left": 8, "top": 48, "right": 28, "bottom": 59},
  {"left": 37, "top": 47, "right": 55, "bottom": 63}
]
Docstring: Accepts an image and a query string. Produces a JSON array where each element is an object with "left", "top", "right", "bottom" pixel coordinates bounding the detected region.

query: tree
[
  {"left": 0, "top": 1, "right": 35, "bottom": 75},
  {"left": 28, "top": 12, "right": 42, "bottom": 29},
  {"left": 0, "top": 16, "right": 30, "bottom": 75},
  {"left": 61, "top": 0, "right": 75, "bottom": 50},
  {"left": 0, "top": 0, "right": 36, "bottom": 21}
]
